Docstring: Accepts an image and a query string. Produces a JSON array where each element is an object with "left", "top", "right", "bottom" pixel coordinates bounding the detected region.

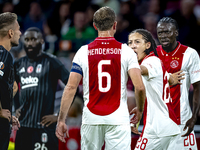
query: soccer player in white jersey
[
  {"left": 56, "top": 6, "right": 146, "bottom": 150},
  {"left": 128, "top": 29, "right": 183, "bottom": 149},
  {"left": 156, "top": 17, "right": 200, "bottom": 149}
]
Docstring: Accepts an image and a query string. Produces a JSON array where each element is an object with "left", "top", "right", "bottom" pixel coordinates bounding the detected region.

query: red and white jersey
[
  {"left": 157, "top": 42, "right": 200, "bottom": 125},
  {"left": 72, "top": 37, "right": 140, "bottom": 125},
  {"left": 141, "top": 52, "right": 180, "bottom": 138}
]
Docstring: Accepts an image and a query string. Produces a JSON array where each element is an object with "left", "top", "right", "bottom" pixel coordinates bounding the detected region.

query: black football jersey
[
  {"left": 14, "top": 52, "right": 69, "bottom": 128},
  {"left": 0, "top": 46, "right": 14, "bottom": 132}
]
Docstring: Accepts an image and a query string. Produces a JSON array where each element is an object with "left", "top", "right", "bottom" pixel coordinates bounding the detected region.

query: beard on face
[
  {"left": 11, "top": 41, "right": 19, "bottom": 47},
  {"left": 162, "top": 42, "right": 174, "bottom": 52},
  {"left": 24, "top": 43, "right": 42, "bottom": 59}
]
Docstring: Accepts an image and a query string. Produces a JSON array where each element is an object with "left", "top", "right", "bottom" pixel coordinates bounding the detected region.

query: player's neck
[
  {"left": 0, "top": 39, "right": 11, "bottom": 52},
  {"left": 172, "top": 42, "right": 179, "bottom": 51},
  {"left": 28, "top": 51, "right": 42, "bottom": 62},
  {"left": 163, "top": 42, "right": 178, "bottom": 53},
  {"left": 98, "top": 30, "right": 114, "bottom": 37}
]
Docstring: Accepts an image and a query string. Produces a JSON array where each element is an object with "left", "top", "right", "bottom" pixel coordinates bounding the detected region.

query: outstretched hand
[
  {"left": 56, "top": 121, "right": 69, "bottom": 143},
  {"left": 181, "top": 117, "right": 196, "bottom": 137},
  {"left": 171, "top": 70, "right": 185, "bottom": 85}
]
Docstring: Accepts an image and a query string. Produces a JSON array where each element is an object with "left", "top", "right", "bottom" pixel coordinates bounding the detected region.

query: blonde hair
[
  {"left": 93, "top": 6, "right": 116, "bottom": 31},
  {"left": 0, "top": 12, "right": 17, "bottom": 37}
]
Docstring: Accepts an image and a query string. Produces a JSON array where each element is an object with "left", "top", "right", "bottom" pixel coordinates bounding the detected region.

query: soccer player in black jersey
[
  {"left": 14, "top": 27, "right": 70, "bottom": 150},
  {"left": 0, "top": 12, "right": 21, "bottom": 150}
]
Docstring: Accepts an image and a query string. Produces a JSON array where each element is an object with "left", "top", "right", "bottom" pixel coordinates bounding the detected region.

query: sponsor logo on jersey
[
  {"left": 146, "top": 63, "right": 152, "bottom": 68},
  {"left": 192, "top": 69, "right": 200, "bottom": 74},
  {"left": 0, "top": 62, "right": 4, "bottom": 70},
  {"left": 19, "top": 67, "right": 25, "bottom": 73},
  {"left": 41, "top": 133, "right": 48, "bottom": 143},
  {"left": 170, "top": 60, "right": 179, "bottom": 68},
  {"left": 21, "top": 76, "right": 39, "bottom": 89},
  {"left": 27, "top": 66, "right": 34, "bottom": 73},
  {"left": 0, "top": 70, "right": 4, "bottom": 76},
  {"left": 36, "top": 64, "right": 42, "bottom": 73}
]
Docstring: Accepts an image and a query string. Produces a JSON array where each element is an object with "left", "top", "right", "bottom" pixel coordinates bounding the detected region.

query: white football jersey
[
  {"left": 157, "top": 42, "right": 200, "bottom": 125},
  {"left": 141, "top": 52, "right": 180, "bottom": 138},
  {"left": 72, "top": 37, "right": 140, "bottom": 125}
]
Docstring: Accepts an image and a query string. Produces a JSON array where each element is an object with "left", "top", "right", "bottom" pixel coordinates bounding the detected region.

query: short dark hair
[
  {"left": 129, "top": 29, "right": 158, "bottom": 56},
  {"left": 0, "top": 12, "right": 17, "bottom": 37},
  {"left": 25, "top": 27, "right": 43, "bottom": 39},
  {"left": 158, "top": 17, "right": 179, "bottom": 31},
  {"left": 93, "top": 6, "right": 116, "bottom": 31}
]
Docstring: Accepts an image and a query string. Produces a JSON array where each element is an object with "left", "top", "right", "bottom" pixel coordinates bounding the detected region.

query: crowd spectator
[
  {"left": 143, "top": 12, "right": 159, "bottom": 44},
  {"left": 114, "top": 14, "right": 130, "bottom": 44},
  {"left": 22, "top": 2, "right": 46, "bottom": 33},
  {"left": 168, "top": 0, "right": 200, "bottom": 53},
  {"left": 60, "top": 10, "right": 97, "bottom": 60},
  {"left": 85, "top": 4, "right": 100, "bottom": 27},
  {"left": 119, "top": 1, "right": 144, "bottom": 32}
]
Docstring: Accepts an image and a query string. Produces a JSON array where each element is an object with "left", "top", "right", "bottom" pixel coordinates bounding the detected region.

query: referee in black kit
[
  {"left": 0, "top": 12, "right": 21, "bottom": 150},
  {"left": 14, "top": 27, "right": 70, "bottom": 150}
]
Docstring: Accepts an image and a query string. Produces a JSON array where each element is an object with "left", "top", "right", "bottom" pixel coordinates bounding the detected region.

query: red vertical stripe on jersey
[
  {"left": 161, "top": 62, "right": 179, "bottom": 124},
  {"left": 87, "top": 37, "right": 121, "bottom": 116},
  {"left": 157, "top": 43, "right": 187, "bottom": 124}
]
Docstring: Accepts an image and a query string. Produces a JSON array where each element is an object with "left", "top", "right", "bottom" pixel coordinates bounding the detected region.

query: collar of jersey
[
  {"left": 0, "top": 45, "right": 5, "bottom": 50},
  {"left": 96, "top": 37, "right": 115, "bottom": 40},
  {"left": 161, "top": 42, "right": 181, "bottom": 56},
  {"left": 139, "top": 52, "right": 155, "bottom": 65}
]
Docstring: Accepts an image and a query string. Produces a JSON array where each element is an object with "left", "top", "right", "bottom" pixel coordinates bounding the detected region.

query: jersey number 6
[{"left": 98, "top": 60, "right": 111, "bottom": 92}]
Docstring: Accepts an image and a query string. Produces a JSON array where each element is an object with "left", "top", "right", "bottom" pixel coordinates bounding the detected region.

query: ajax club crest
[{"left": 170, "top": 60, "right": 179, "bottom": 68}]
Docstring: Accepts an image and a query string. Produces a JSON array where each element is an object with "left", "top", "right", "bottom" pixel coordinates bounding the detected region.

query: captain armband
[{"left": 71, "top": 62, "right": 83, "bottom": 76}]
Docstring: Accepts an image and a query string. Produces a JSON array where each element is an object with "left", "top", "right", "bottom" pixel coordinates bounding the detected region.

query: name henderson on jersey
[{"left": 88, "top": 47, "right": 121, "bottom": 55}]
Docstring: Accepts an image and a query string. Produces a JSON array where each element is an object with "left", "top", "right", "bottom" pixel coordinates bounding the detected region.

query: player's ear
[
  {"left": 8, "top": 29, "right": 14, "bottom": 38},
  {"left": 40, "top": 39, "right": 44, "bottom": 44},
  {"left": 93, "top": 23, "right": 98, "bottom": 30},
  {"left": 146, "top": 42, "right": 151, "bottom": 49},
  {"left": 113, "top": 21, "right": 117, "bottom": 30},
  {"left": 175, "top": 30, "right": 178, "bottom": 37}
]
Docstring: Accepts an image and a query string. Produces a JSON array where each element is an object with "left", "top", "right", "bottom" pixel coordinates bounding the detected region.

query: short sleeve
[
  {"left": 72, "top": 46, "right": 84, "bottom": 67},
  {"left": 0, "top": 62, "right": 5, "bottom": 79},
  {"left": 72, "top": 45, "right": 88, "bottom": 71},
  {"left": 187, "top": 49, "right": 200, "bottom": 84},
  {"left": 14, "top": 61, "right": 20, "bottom": 83},
  {"left": 141, "top": 56, "right": 161, "bottom": 80},
  {"left": 121, "top": 44, "right": 140, "bottom": 70},
  {"left": 50, "top": 57, "right": 70, "bottom": 85},
  {"left": 0, "top": 52, "right": 8, "bottom": 80}
]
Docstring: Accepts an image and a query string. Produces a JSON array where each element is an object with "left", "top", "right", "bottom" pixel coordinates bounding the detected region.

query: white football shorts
[{"left": 81, "top": 124, "right": 131, "bottom": 150}]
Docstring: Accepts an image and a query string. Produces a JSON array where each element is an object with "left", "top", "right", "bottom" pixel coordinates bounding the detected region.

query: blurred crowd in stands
[{"left": 1, "top": 0, "right": 200, "bottom": 126}]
